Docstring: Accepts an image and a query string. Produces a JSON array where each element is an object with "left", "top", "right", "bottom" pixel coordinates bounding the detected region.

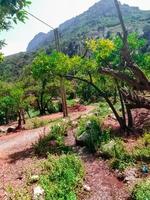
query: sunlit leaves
[
  {"left": 32, "top": 52, "right": 51, "bottom": 81},
  {"left": 0, "top": 52, "right": 4, "bottom": 63},
  {"left": 128, "top": 33, "right": 146, "bottom": 51},
  {"left": 86, "top": 38, "right": 115, "bottom": 62}
]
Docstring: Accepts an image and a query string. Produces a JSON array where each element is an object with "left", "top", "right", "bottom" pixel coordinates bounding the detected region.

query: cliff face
[{"left": 26, "top": 0, "right": 150, "bottom": 52}]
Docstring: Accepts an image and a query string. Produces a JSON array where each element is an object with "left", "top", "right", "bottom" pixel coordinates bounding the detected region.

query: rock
[
  {"left": 141, "top": 165, "right": 149, "bottom": 174},
  {"left": 76, "top": 132, "right": 88, "bottom": 146},
  {"left": 30, "top": 175, "right": 40, "bottom": 183},
  {"left": 0, "top": 127, "right": 7, "bottom": 133},
  {"left": 7, "top": 126, "right": 16, "bottom": 133},
  {"left": 123, "top": 168, "right": 138, "bottom": 184},
  {"left": 83, "top": 184, "right": 91, "bottom": 192},
  {"left": 33, "top": 186, "right": 45, "bottom": 200}
]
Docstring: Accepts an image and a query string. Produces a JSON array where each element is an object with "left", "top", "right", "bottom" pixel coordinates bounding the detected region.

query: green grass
[
  {"left": 39, "top": 154, "right": 84, "bottom": 200},
  {"left": 67, "top": 99, "right": 77, "bottom": 107},
  {"left": 132, "top": 179, "right": 150, "bottom": 200}
]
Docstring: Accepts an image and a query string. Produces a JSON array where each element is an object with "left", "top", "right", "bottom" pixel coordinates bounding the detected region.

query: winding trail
[
  {"left": 65, "top": 130, "right": 129, "bottom": 200},
  {"left": 0, "top": 105, "right": 129, "bottom": 199},
  {"left": 0, "top": 106, "right": 94, "bottom": 161}
]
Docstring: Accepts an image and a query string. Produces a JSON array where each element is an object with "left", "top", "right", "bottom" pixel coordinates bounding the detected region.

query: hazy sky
[{"left": 1, "top": 0, "right": 150, "bottom": 56}]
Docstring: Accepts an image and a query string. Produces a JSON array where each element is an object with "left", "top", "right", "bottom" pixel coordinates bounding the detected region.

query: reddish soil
[
  {"left": 0, "top": 106, "right": 95, "bottom": 199},
  {"left": 0, "top": 105, "right": 129, "bottom": 199},
  {"left": 0, "top": 106, "right": 94, "bottom": 160},
  {"left": 83, "top": 157, "right": 129, "bottom": 200},
  {"left": 65, "top": 130, "right": 129, "bottom": 200},
  {"left": 102, "top": 108, "right": 150, "bottom": 135}
]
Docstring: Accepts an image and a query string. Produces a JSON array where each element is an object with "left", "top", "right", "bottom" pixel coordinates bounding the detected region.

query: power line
[{"left": 26, "top": 10, "right": 55, "bottom": 30}]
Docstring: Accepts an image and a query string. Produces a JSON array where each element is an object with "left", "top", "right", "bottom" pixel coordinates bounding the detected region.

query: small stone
[
  {"left": 123, "top": 168, "right": 138, "bottom": 184},
  {"left": 30, "top": 175, "right": 40, "bottom": 183},
  {"left": 83, "top": 184, "right": 91, "bottom": 192},
  {"left": 33, "top": 186, "right": 44, "bottom": 200},
  {"left": 0, "top": 127, "right": 7, "bottom": 133},
  {"left": 141, "top": 165, "right": 149, "bottom": 174}
]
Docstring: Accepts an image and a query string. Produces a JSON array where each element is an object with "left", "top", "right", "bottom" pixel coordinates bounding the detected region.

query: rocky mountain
[{"left": 27, "top": 0, "right": 150, "bottom": 52}]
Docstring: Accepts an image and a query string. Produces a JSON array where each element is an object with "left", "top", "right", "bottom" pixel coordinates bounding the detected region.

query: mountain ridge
[{"left": 26, "top": 0, "right": 150, "bottom": 52}]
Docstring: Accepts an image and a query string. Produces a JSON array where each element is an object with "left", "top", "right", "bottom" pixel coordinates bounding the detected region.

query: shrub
[
  {"left": 33, "top": 123, "right": 71, "bottom": 156},
  {"left": 142, "top": 133, "right": 150, "bottom": 146},
  {"left": 39, "top": 154, "right": 84, "bottom": 200},
  {"left": 132, "top": 179, "right": 150, "bottom": 200},
  {"left": 132, "top": 133, "right": 150, "bottom": 163},
  {"left": 133, "top": 147, "right": 150, "bottom": 163},
  {"left": 76, "top": 116, "right": 102, "bottom": 152},
  {"left": 101, "top": 139, "right": 134, "bottom": 171}
]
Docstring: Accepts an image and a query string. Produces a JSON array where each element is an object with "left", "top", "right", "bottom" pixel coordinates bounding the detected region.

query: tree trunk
[
  {"left": 17, "top": 111, "right": 22, "bottom": 129},
  {"left": 60, "top": 77, "right": 68, "bottom": 117}
]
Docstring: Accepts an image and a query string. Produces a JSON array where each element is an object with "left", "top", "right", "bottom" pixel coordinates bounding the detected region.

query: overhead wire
[{"left": 25, "top": 10, "right": 55, "bottom": 30}]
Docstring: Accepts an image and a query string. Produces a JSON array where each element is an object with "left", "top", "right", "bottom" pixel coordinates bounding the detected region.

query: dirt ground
[{"left": 0, "top": 105, "right": 129, "bottom": 200}]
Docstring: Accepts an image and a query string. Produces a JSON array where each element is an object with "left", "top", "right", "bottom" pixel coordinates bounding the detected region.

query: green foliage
[
  {"left": 132, "top": 179, "right": 150, "bottom": 200},
  {"left": 31, "top": 52, "right": 51, "bottom": 81},
  {"left": 133, "top": 147, "right": 150, "bottom": 163},
  {"left": 101, "top": 139, "right": 134, "bottom": 171},
  {"left": 0, "top": 52, "right": 4, "bottom": 63},
  {"left": 97, "top": 101, "right": 112, "bottom": 120},
  {"left": 87, "top": 38, "right": 115, "bottom": 62},
  {"left": 67, "top": 99, "right": 76, "bottom": 107},
  {"left": 132, "top": 133, "right": 150, "bottom": 163},
  {"left": 0, "top": 52, "right": 35, "bottom": 81},
  {"left": 76, "top": 116, "right": 103, "bottom": 152},
  {"left": 0, "top": 0, "right": 31, "bottom": 49},
  {"left": 39, "top": 154, "right": 84, "bottom": 200},
  {"left": 142, "top": 133, "right": 150, "bottom": 146},
  {"left": 0, "top": 81, "right": 32, "bottom": 124},
  {"left": 34, "top": 122, "right": 71, "bottom": 156}
]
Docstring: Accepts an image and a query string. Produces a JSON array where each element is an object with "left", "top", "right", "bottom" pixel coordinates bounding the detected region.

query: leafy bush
[
  {"left": 132, "top": 179, "right": 150, "bottom": 200},
  {"left": 76, "top": 116, "right": 102, "bottom": 152},
  {"left": 133, "top": 147, "right": 150, "bottom": 163},
  {"left": 39, "top": 154, "right": 84, "bottom": 200},
  {"left": 142, "top": 133, "right": 150, "bottom": 146},
  {"left": 34, "top": 123, "right": 71, "bottom": 156},
  {"left": 101, "top": 139, "right": 134, "bottom": 171},
  {"left": 133, "top": 133, "right": 150, "bottom": 163}
]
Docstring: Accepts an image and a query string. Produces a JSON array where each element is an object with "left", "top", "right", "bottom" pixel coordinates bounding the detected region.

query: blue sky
[{"left": 1, "top": 0, "right": 150, "bottom": 56}]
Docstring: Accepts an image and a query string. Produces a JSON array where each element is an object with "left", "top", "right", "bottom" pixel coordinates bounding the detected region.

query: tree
[
  {"left": 31, "top": 52, "right": 58, "bottom": 115},
  {"left": 31, "top": 51, "right": 71, "bottom": 117},
  {"left": 0, "top": 0, "right": 31, "bottom": 49},
  {"left": 0, "top": 81, "right": 33, "bottom": 128}
]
